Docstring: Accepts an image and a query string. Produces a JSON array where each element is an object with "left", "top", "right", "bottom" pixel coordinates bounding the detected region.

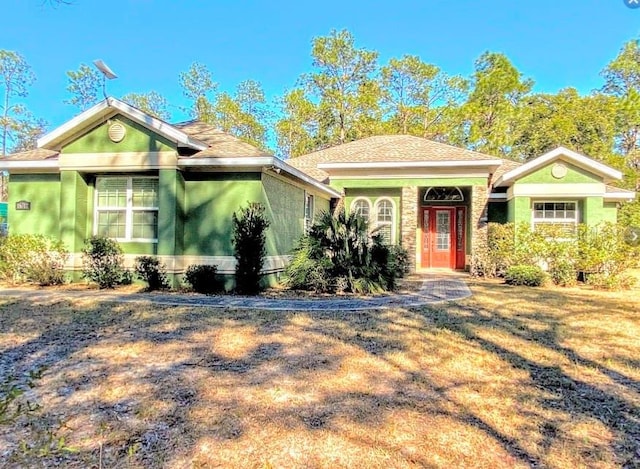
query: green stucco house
[{"left": 0, "top": 97, "right": 635, "bottom": 283}]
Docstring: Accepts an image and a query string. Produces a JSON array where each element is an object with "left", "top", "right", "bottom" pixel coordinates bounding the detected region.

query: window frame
[
  {"left": 374, "top": 197, "right": 396, "bottom": 245},
  {"left": 94, "top": 176, "right": 159, "bottom": 243},
  {"left": 531, "top": 200, "right": 579, "bottom": 236},
  {"left": 350, "top": 197, "right": 371, "bottom": 222},
  {"left": 304, "top": 192, "right": 315, "bottom": 232}
]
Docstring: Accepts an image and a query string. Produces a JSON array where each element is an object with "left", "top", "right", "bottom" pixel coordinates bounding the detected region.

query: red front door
[{"left": 421, "top": 207, "right": 465, "bottom": 269}]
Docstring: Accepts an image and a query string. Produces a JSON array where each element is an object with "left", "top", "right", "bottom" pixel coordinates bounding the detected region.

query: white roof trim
[
  {"left": 317, "top": 160, "right": 503, "bottom": 170},
  {"left": 488, "top": 192, "right": 508, "bottom": 200},
  {"left": 494, "top": 146, "right": 622, "bottom": 187},
  {"left": 0, "top": 160, "right": 59, "bottom": 170},
  {"left": 37, "top": 97, "right": 208, "bottom": 151},
  {"left": 604, "top": 191, "right": 636, "bottom": 201},
  {"left": 179, "top": 156, "right": 341, "bottom": 198}
]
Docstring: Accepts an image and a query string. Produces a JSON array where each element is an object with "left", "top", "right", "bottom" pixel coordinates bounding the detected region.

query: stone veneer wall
[
  {"left": 471, "top": 185, "right": 489, "bottom": 261},
  {"left": 401, "top": 186, "right": 418, "bottom": 271}
]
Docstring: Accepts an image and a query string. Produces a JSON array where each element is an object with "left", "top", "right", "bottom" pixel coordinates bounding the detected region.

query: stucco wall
[
  {"left": 62, "top": 115, "right": 175, "bottom": 154},
  {"left": 8, "top": 173, "right": 61, "bottom": 238}
]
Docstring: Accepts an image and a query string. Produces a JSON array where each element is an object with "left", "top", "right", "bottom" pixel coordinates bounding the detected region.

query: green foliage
[
  {"left": 586, "top": 272, "right": 637, "bottom": 291},
  {"left": 549, "top": 260, "right": 578, "bottom": 287},
  {"left": 618, "top": 198, "right": 640, "bottom": 228},
  {"left": 474, "top": 222, "right": 638, "bottom": 290},
  {"left": 184, "top": 264, "right": 222, "bottom": 294},
  {"left": 471, "top": 222, "right": 516, "bottom": 277},
  {"left": 0, "top": 234, "right": 68, "bottom": 285},
  {"left": 134, "top": 256, "right": 169, "bottom": 291},
  {"left": 576, "top": 223, "right": 639, "bottom": 275},
  {"left": 0, "top": 49, "right": 40, "bottom": 155},
  {"left": 121, "top": 91, "right": 170, "bottom": 120},
  {"left": 64, "top": 63, "right": 101, "bottom": 111},
  {"left": 283, "top": 209, "right": 407, "bottom": 294},
  {"left": 505, "top": 265, "right": 548, "bottom": 287},
  {"left": 232, "top": 203, "right": 271, "bottom": 295},
  {"left": 305, "top": 29, "right": 380, "bottom": 145},
  {"left": 81, "top": 236, "right": 127, "bottom": 289},
  {"left": 388, "top": 244, "right": 411, "bottom": 279}
]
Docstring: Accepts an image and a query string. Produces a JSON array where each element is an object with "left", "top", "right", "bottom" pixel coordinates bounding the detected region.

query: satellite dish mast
[{"left": 93, "top": 59, "right": 118, "bottom": 99}]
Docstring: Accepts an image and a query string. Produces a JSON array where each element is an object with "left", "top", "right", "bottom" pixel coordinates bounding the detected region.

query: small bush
[
  {"left": 233, "top": 203, "right": 270, "bottom": 295},
  {"left": 388, "top": 245, "right": 410, "bottom": 279},
  {"left": 549, "top": 260, "right": 577, "bottom": 287},
  {"left": 283, "top": 238, "right": 333, "bottom": 293},
  {"left": 0, "top": 234, "right": 68, "bottom": 285},
  {"left": 586, "top": 272, "right": 637, "bottom": 291},
  {"left": 505, "top": 265, "right": 548, "bottom": 287},
  {"left": 134, "top": 256, "right": 169, "bottom": 291},
  {"left": 82, "top": 236, "right": 126, "bottom": 289},
  {"left": 184, "top": 264, "right": 222, "bottom": 294}
]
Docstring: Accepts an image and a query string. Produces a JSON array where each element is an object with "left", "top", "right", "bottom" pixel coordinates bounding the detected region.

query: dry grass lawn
[{"left": 0, "top": 278, "right": 639, "bottom": 468}]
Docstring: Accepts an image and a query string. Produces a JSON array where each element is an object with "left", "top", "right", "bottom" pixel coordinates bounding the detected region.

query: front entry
[{"left": 421, "top": 207, "right": 466, "bottom": 269}]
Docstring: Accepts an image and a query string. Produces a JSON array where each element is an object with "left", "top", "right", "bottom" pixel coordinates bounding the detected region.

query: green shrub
[
  {"left": 549, "top": 260, "right": 577, "bottom": 287},
  {"left": 184, "top": 264, "right": 222, "bottom": 294},
  {"left": 134, "top": 256, "right": 168, "bottom": 291},
  {"left": 232, "top": 203, "right": 270, "bottom": 295},
  {"left": 586, "top": 272, "right": 637, "bottom": 291},
  {"left": 388, "top": 245, "right": 410, "bottom": 279},
  {"left": 81, "top": 236, "right": 126, "bottom": 289},
  {"left": 283, "top": 237, "right": 334, "bottom": 293},
  {"left": 0, "top": 234, "right": 68, "bottom": 285},
  {"left": 504, "top": 265, "right": 548, "bottom": 287},
  {"left": 284, "top": 210, "right": 406, "bottom": 294},
  {"left": 471, "top": 223, "right": 516, "bottom": 278},
  {"left": 576, "top": 223, "right": 639, "bottom": 275}
]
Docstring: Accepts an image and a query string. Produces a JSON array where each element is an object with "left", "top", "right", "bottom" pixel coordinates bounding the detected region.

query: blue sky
[{"left": 1, "top": 0, "right": 639, "bottom": 131}]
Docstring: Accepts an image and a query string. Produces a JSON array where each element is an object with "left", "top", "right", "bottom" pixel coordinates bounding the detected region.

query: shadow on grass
[{"left": 0, "top": 281, "right": 638, "bottom": 467}]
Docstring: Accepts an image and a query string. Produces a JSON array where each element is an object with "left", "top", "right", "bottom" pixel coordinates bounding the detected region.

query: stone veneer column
[
  {"left": 471, "top": 185, "right": 489, "bottom": 263},
  {"left": 401, "top": 186, "right": 418, "bottom": 272}
]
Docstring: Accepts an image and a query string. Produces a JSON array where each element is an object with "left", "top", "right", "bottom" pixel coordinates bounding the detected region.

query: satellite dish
[
  {"left": 93, "top": 59, "right": 117, "bottom": 80},
  {"left": 92, "top": 59, "right": 118, "bottom": 99}
]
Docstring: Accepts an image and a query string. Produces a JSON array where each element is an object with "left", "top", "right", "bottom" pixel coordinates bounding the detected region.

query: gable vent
[{"left": 108, "top": 122, "right": 126, "bottom": 143}]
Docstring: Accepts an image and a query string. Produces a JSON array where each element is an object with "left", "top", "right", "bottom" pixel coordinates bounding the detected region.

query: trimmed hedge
[
  {"left": 184, "top": 264, "right": 222, "bottom": 294},
  {"left": 505, "top": 265, "right": 548, "bottom": 287}
]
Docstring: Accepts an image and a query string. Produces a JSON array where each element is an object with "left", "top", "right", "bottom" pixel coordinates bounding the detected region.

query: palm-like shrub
[{"left": 284, "top": 209, "right": 406, "bottom": 294}]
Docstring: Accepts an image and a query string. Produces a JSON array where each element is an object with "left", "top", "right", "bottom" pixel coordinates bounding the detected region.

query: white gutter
[
  {"left": 179, "top": 156, "right": 341, "bottom": 198},
  {"left": 317, "top": 160, "right": 503, "bottom": 170}
]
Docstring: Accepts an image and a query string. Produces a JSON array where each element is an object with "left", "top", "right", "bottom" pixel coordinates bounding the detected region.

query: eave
[{"left": 37, "top": 97, "right": 208, "bottom": 152}]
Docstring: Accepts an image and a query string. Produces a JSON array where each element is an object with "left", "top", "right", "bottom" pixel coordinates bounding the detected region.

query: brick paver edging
[{"left": 1, "top": 277, "right": 471, "bottom": 311}]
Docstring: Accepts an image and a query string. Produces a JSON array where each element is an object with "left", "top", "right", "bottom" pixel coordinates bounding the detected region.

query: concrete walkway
[{"left": 0, "top": 274, "right": 471, "bottom": 311}]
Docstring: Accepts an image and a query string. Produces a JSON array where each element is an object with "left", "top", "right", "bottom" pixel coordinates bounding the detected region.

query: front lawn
[{"left": 0, "top": 280, "right": 638, "bottom": 468}]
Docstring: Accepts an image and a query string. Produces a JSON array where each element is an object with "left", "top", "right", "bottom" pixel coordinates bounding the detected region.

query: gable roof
[
  {"left": 37, "top": 97, "right": 208, "bottom": 152},
  {"left": 288, "top": 135, "right": 503, "bottom": 181},
  {"left": 494, "top": 146, "right": 623, "bottom": 186}
]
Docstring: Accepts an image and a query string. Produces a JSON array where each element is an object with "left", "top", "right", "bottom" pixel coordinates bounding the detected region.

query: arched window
[
  {"left": 424, "top": 187, "right": 464, "bottom": 202},
  {"left": 375, "top": 198, "right": 395, "bottom": 244},
  {"left": 351, "top": 198, "right": 371, "bottom": 221}
]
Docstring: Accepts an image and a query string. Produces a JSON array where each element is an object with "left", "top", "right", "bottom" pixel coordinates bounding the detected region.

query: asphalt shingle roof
[
  {"left": 175, "top": 121, "right": 272, "bottom": 158},
  {"left": 287, "top": 135, "right": 510, "bottom": 182},
  {"left": 3, "top": 148, "right": 59, "bottom": 161}
]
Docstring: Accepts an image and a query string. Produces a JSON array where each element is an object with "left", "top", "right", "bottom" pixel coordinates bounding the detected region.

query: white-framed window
[
  {"left": 351, "top": 197, "right": 371, "bottom": 221},
  {"left": 375, "top": 198, "right": 396, "bottom": 244},
  {"left": 304, "top": 192, "right": 314, "bottom": 231},
  {"left": 532, "top": 201, "right": 579, "bottom": 236},
  {"left": 95, "top": 176, "right": 159, "bottom": 242}
]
